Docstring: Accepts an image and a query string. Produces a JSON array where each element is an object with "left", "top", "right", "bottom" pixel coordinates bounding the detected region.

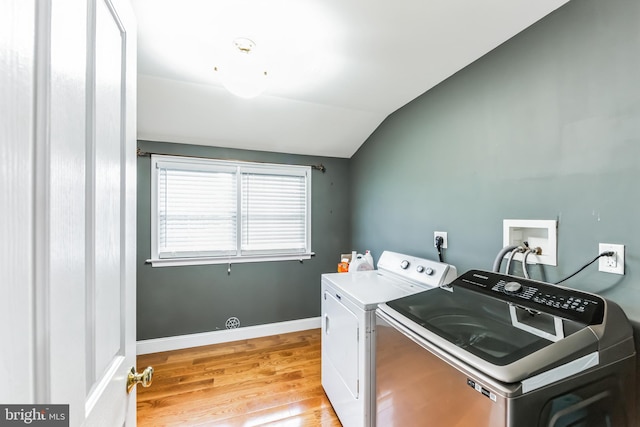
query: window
[{"left": 149, "top": 155, "right": 312, "bottom": 267}]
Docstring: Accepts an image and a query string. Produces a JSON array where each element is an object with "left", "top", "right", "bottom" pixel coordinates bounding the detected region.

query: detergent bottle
[
  {"left": 364, "top": 250, "right": 374, "bottom": 269},
  {"left": 349, "top": 253, "right": 374, "bottom": 272}
]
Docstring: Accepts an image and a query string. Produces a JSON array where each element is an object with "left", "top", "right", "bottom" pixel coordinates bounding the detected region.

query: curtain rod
[{"left": 136, "top": 147, "right": 326, "bottom": 173}]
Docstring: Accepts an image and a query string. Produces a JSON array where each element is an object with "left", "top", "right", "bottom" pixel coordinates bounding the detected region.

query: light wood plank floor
[{"left": 136, "top": 328, "right": 342, "bottom": 426}]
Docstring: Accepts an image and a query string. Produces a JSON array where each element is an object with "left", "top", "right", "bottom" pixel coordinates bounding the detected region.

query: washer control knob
[
  {"left": 504, "top": 281, "right": 523, "bottom": 293},
  {"left": 416, "top": 265, "right": 425, "bottom": 273},
  {"left": 425, "top": 267, "right": 434, "bottom": 276},
  {"left": 400, "top": 260, "right": 410, "bottom": 270}
]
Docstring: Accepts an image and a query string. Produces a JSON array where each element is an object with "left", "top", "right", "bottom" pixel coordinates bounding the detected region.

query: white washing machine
[{"left": 321, "top": 250, "right": 457, "bottom": 427}]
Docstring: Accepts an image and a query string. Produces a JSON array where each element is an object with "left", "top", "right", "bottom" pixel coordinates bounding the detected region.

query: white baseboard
[{"left": 136, "top": 317, "right": 321, "bottom": 355}]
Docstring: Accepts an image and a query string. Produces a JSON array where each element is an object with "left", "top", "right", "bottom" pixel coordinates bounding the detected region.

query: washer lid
[{"left": 384, "top": 285, "right": 591, "bottom": 367}]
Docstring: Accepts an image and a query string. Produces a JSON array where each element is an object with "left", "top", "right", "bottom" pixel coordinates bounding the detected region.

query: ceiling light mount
[
  {"left": 233, "top": 37, "right": 255, "bottom": 54},
  {"left": 214, "top": 37, "right": 269, "bottom": 99}
]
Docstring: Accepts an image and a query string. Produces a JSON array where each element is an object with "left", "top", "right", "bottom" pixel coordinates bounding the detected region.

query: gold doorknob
[{"left": 127, "top": 366, "right": 153, "bottom": 394}]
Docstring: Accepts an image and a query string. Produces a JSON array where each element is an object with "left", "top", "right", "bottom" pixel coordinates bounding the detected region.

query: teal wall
[
  {"left": 351, "top": 0, "right": 640, "bottom": 323},
  {"left": 136, "top": 140, "right": 350, "bottom": 340}
]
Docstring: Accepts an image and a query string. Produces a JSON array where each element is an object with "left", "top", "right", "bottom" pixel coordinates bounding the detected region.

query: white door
[{"left": 0, "top": 0, "right": 139, "bottom": 426}]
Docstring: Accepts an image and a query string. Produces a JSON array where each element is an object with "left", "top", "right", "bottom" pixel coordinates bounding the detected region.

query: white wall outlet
[
  {"left": 434, "top": 231, "right": 448, "bottom": 249},
  {"left": 598, "top": 243, "right": 625, "bottom": 275}
]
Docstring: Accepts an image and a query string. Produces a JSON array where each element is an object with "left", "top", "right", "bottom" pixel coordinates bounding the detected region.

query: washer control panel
[{"left": 457, "top": 270, "right": 605, "bottom": 325}]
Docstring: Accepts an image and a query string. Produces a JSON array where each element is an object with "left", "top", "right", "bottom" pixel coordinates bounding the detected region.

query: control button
[
  {"left": 400, "top": 260, "right": 410, "bottom": 269},
  {"left": 416, "top": 265, "right": 425, "bottom": 273},
  {"left": 425, "top": 267, "right": 434, "bottom": 276},
  {"left": 504, "top": 281, "right": 523, "bottom": 293}
]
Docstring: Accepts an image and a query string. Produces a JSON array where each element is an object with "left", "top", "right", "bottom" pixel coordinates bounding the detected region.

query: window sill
[{"left": 146, "top": 253, "right": 315, "bottom": 268}]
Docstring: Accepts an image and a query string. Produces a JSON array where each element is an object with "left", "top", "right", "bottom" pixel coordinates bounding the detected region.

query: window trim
[{"left": 148, "top": 155, "right": 313, "bottom": 267}]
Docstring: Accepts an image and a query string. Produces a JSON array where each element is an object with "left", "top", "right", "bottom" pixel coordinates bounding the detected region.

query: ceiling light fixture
[{"left": 214, "top": 38, "right": 269, "bottom": 99}]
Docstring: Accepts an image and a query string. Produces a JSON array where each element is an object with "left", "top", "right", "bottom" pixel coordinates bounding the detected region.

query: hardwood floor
[{"left": 136, "top": 329, "right": 342, "bottom": 426}]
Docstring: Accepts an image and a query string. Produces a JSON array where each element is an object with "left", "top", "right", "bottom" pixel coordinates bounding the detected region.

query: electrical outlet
[
  {"left": 598, "top": 243, "right": 625, "bottom": 275},
  {"left": 434, "top": 231, "right": 448, "bottom": 249}
]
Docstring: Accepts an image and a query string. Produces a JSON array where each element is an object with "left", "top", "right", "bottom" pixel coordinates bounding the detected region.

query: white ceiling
[{"left": 133, "top": 0, "right": 569, "bottom": 158}]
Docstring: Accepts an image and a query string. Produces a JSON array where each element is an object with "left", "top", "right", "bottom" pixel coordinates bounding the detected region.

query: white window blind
[
  {"left": 150, "top": 155, "right": 312, "bottom": 266},
  {"left": 241, "top": 172, "right": 307, "bottom": 254},
  {"left": 158, "top": 166, "right": 237, "bottom": 258}
]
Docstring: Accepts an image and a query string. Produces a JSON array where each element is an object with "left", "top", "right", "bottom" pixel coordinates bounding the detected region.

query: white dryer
[{"left": 321, "top": 250, "right": 457, "bottom": 427}]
